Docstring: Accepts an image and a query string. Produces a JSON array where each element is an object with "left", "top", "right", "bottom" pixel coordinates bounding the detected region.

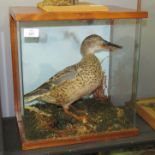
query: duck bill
[{"left": 101, "top": 40, "right": 122, "bottom": 51}]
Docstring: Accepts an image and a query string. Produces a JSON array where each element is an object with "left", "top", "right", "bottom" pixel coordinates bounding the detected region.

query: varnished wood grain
[
  {"left": 10, "top": 6, "right": 148, "bottom": 21},
  {"left": 136, "top": 98, "right": 155, "bottom": 130},
  {"left": 137, "top": 107, "right": 155, "bottom": 130},
  {"left": 22, "top": 128, "right": 139, "bottom": 150},
  {"left": 38, "top": 4, "right": 109, "bottom": 12},
  {"left": 10, "top": 15, "right": 26, "bottom": 142}
]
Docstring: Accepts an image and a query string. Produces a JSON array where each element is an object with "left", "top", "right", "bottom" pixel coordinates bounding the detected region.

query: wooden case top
[{"left": 10, "top": 6, "right": 148, "bottom": 21}]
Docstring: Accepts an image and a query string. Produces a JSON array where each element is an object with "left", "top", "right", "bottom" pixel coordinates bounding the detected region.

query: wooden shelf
[{"left": 10, "top": 6, "right": 148, "bottom": 21}]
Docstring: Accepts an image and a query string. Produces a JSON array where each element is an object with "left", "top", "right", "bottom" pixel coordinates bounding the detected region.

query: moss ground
[{"left": 23, "top": 98, "right": 133, "bottom": 140}]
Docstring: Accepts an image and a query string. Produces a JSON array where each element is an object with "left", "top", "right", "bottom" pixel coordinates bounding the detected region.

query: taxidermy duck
[{"left": 24, "top": 34, "right": 122, "bottom": 123}]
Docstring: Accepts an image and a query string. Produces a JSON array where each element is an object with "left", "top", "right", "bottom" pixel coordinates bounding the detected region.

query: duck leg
[
  {"left": 93, "top": 78, "right": 108, "bottom": 102},
  {"left": 63, "top": 106, "right": 88, "bottom": 123}
]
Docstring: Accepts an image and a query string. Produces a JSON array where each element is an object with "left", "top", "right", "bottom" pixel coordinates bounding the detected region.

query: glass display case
[{"left": 10, "top": 4, "right": 148, "bottom": 150}]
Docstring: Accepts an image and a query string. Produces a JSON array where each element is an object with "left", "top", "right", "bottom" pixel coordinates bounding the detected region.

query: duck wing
[
  {"left": 49, "top": 64, "right": 79, "bottom": 85},
  {"left": 24, "top": 64, "right": 79, "bottom": 102}
]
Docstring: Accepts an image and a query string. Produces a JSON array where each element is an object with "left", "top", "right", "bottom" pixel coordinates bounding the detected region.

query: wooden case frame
[
  {"left": 10, "top": 5, "right": 148, "bottom": 150},
  {"left": 136, "top": 98, "right": 155, "bottom": 130}
]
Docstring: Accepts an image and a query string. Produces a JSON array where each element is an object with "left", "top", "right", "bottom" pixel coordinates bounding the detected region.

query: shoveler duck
[{"left": 24, "top": 34, "right": 122, "bottom": 123}]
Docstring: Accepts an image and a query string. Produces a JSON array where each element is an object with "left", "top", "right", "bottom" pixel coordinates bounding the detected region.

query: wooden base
[
  {"left": 136, "top": 98, "right": 155, "bottom": 130},
  {"left": 37, "top": 4, "right": 109, "bottom": 12},
  {"left": 17, "top": 116, "right": 138, "bottom": 150}
]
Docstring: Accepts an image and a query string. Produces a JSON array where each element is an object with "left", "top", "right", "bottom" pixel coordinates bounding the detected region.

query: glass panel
[
  {"left": 110, "top": 19, "right": 139, "bottom": 127},
  {"left": 18, "top": 19, "right": 139, "bottom": 140},
  {"left": 19, "top": 21, "right": 110, "bottom": 97},
  {"left": 110, "top": 19, "right": 137, "bottom": 104}
]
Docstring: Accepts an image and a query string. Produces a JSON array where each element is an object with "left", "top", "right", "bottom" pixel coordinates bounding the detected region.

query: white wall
[
  {"left": 0, "top": 0, "right": 40, "bottom": 117},
  {"left": 137, "top": 0, "right": 155, "bottom": 98},
  {"left": 0, "top": 0, "right": 152, "bottom": 117},
  {"left": 85, "top": 0, "right": 136, "bottom": 8}
]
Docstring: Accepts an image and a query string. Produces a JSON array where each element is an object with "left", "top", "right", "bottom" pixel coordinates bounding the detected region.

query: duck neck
[{"left": 81, "top": 48, "right": 96, "bottom": 57}]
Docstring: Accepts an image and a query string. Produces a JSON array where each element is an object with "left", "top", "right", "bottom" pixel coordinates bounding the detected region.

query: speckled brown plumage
[{"left": 24, "top": 34, "right": 122, "bottom": 123}]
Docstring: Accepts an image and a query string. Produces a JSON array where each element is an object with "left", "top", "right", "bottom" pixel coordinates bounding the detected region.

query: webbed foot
[{"left": 64, "top": 107, "right": 88, "bottom": 123}]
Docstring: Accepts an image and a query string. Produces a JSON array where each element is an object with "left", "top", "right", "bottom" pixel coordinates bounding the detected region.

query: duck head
[{"left": 80, "top": 34, "right": 122, "bottom": 56}]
